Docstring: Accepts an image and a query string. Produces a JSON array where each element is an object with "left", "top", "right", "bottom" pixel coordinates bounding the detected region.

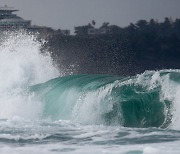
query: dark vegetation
[{"left": 44, "top": 18, "right": 180, "bottom": 76}]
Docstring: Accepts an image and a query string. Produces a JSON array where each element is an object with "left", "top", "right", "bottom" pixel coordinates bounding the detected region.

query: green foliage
[{"left": 44, "top": 18, "right": 180, "bottom": 76}]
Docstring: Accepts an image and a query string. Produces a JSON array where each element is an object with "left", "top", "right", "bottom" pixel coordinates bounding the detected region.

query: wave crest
[{"left": 30, "top": 70, "right": 180, "bottom": 129}]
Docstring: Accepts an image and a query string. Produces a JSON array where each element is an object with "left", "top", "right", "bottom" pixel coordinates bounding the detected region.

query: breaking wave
[
  {"left": 0, "top": 31, "right": 180, "bottom": 129},
  {"left": 31, "top": 70, "right": 180, "bottom": 129}
]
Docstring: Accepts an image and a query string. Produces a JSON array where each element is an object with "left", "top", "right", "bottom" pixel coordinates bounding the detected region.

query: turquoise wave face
[{"left": 30, "top": 70, "right": 180, "bottom": 128}]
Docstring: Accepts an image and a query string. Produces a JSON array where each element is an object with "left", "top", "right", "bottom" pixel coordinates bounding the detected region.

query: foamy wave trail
[
  {"left": 30, "top": 69, "right": 180, "bottom": 129},
  {"left": 0, "top": 31, "right": 59, "bottom": 119}
]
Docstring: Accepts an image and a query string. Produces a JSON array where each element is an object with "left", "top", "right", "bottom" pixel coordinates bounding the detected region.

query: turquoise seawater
[
  {"left": 1, "top": 32, "right": 180, "bottom": 154},
  {"left": 1, "top": 70, "right": 180, "bottom": 153}
]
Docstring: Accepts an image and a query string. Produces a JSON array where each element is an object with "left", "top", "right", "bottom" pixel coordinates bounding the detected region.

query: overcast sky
[{"left": 0, "top": 0, "right": 180, "bottom": 33}]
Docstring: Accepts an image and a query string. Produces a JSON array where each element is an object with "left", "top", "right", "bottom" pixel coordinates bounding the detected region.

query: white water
[
  {"left": 136, "top": 70, "right": 180, "bottom": 129},
  {"left": 0, "top": 31, "right": 59, "bottom": 120},
  {"left": 0, "top": 32, "right": 180, "bottom": 154}
]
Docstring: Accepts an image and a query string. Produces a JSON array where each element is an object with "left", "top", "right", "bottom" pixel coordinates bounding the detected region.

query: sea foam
[{"left": 0, "top": 31, "right": 59, "bottom": 119}]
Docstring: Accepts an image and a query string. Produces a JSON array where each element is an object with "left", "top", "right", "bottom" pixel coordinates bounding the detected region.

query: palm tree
[{"left": 92, "top": 20, "right": 96, "bottom": 27}]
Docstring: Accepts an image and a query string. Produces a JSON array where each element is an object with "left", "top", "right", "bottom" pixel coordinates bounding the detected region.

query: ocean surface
[{"left": 0, "top": 32, "right": 180, "bottom": 154}]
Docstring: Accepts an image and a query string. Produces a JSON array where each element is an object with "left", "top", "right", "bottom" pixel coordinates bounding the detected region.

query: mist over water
[
  {"left": 0, "top": 32, "right": 180, "bottom": 153},
  {"left": 0, "top": 31, "right": 59, "bottom": 119}
]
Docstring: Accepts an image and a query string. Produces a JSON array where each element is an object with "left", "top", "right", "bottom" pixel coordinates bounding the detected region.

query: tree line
[{"left": 44, "top": 18, "right": 180, "bottom": 76}]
